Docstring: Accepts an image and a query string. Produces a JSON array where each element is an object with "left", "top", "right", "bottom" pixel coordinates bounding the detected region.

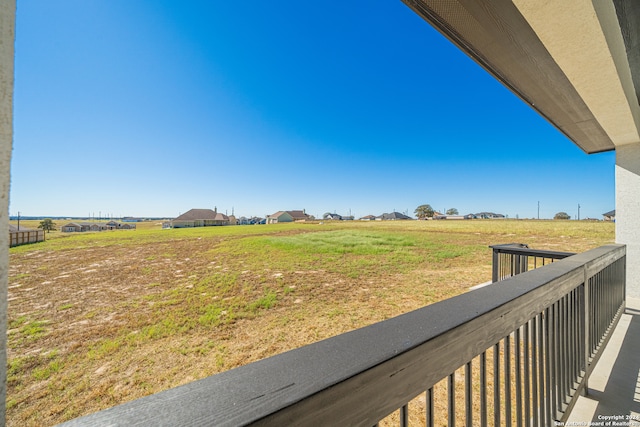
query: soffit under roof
[{"left": 401, "top": 0, "right": 640, "bottom": 154}]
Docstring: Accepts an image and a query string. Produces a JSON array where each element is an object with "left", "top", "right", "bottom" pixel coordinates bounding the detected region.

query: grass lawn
[{"left": 6, "top": 219, "right": 614, "bottom": 426}]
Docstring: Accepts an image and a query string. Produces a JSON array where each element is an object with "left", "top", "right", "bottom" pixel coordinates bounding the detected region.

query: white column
[
  {"left": 0, "top": 0, "right": 15, "bottom": 423},
  {"left": 616, "top": 143, "right": 640, "bottom": 298}
]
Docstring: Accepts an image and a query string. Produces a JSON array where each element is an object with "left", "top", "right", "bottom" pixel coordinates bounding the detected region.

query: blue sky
[{"left": 10, "top": 1, "right": 615, "bottom": 220}]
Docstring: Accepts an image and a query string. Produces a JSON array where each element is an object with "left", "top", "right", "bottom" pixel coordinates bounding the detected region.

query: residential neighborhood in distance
[
  {"left": 7, "top": 207, "right": 616, "bottom": 248},
  {"left": 153, "top": 208, "right": 619, "bottom": 228},
  {"left": 158, "top": 208, "right": 512, "bottom": 228},
  {"left": 60, "top": 220, "right": 137, "bottom": 232}
]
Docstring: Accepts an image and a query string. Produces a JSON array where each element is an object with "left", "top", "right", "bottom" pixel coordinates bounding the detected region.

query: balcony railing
[
  {"left": 490, "top": 243, "right": 575, "bottom": 283},
  {"left": 60, "top": 244, "right": 626, "bottom": 426}
]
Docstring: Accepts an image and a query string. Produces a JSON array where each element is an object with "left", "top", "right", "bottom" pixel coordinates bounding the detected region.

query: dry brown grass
[{"left": 6, "top": 219, "right": 614, "bottom": 425}]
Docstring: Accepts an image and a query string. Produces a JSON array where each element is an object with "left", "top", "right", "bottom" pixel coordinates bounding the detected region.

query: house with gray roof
[
  {"left": 323, "top": 213, "right": 343, "bottom": 220},
  {"left": 377, "top": 212, "right": 413, "bottom": 220},
  {"left": 169, "top": 208, "right": 230, "bottom": 228},
  {"left": 288, "top": 210, "right": 313, "bottom": 221},
  {"left": 60, "top": 221, "right": 134, "bottom": 232},
  {"left": 474, "top": 212, "right": 506, "bottom": 219},
  {"left": 267, "top": 210, "right": 313, "bottom": 224},
  {"left": 267, "top": 211, "right": 293, "bottom": 224}
]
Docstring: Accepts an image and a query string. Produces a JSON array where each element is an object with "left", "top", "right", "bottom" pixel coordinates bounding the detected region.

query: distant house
[
  {"left": 377, "top": 212, "right": 413, "bottom": 220},
  {"left": 603, "top": 210, "right": 616, "bottom": 221},
  {"left": 61, "top": 221, "right": 135, "bottom": 232},
  {"left": 288, "top": 210, "right": 314, "bottom": 221},
  {"left": 106, "top": 221, "right": 137, "bottom": 229},
  {"left": 61, "top": 222, "right": 95, "bottom": 232},
  {"left": 419, "top": 211, "right": 444, "bottom": 220},
  {"left": 170, "top": 208, "right": 230, "bottom": 228},
  {"left": 429, "top": 211, "right": 443, "bottom": 219},
  {"left": 323, "top": 213, "right": 343, "bottom": 220},
  {"left": 267, "top": 211, "right": 294, "bottom": 224},
  {"left": 359, "top": 215, "right": 376, "bottom": 221},
  {"left": 474, "top": 212, "right": 506, "bottom": 219},
  {"left": 88, "top": 223, "right": 104, "bottom": 232},
  {"left": 238, "top": 216, "right": 265, "bottom": 225},
  {"left": 434, "top": 214, "right": 474, "bottom": 220},
  {"left": 61, "top": 222, "right": 83, "bottom": 232},
  {"left": 267, "top": 210, "right": 313, "bottom": 224}
]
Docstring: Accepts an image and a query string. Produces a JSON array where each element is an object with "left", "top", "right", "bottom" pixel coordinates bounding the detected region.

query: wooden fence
[{"left": 9, "top": 229, "right": 44, "bottom": 247}]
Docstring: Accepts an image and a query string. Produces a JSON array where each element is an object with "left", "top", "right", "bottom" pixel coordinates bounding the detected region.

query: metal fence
[
  {"left": 62, "top": 244, "right": 626, "bottom": 426},
  {"left": 490, "top": 243, "right": 575, "bottom": 283}
]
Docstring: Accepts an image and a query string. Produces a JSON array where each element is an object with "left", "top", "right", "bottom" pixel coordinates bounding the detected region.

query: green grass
[
  {"left": 8, "top": 350, "right": 61, "bottom": 385},
  {"left": 199, "top": 304, "right": 231, "bottom": 327},
  {"left": 261, "top": 229, "right": 416, "bottom": 255},
  {"left": 6, "top": 219, "right": 615, "bottom": 426},
  {"left": 9, "top": 316, "right": 28, "bottom": 330},
  {"left": 87, "top": 338, "right": 122, "bottom": 360},
  {"left": 247, "top": 290, "right": 278, "bottom": 312},
  {"left": 20, "top": 320, "right": 47, "bottom": 339},
  {"left": 218, "top": 228, "right": 438, "bottom": 279},
  {"left": 32, "top": 360, "right": 63, "bottom": 381},
  {"left": 9, "top": 221, "right": 317, "bottom": 253}
]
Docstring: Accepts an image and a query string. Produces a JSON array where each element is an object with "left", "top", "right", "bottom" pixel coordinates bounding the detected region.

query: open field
[{"left": 6, "top": 219, "right": 614, "bottom": 425}]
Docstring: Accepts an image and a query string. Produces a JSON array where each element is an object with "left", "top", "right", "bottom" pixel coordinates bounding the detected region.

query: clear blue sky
[{"left": 10, "top": 1, "right": 615, "bottom": 220}]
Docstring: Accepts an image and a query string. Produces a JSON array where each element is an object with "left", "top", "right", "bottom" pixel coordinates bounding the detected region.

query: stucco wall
[
  {"left": 513, "top": 0, "right": 640, "bottom": 146},
  {"left": 0, "top": 0, "right": 16, "bottom": 423},
  {"left": 616, "top": 143, "right": 640, "bottom": 298},
  {"left": 276, "top": 213, "right": 293, "bottom": 223}
]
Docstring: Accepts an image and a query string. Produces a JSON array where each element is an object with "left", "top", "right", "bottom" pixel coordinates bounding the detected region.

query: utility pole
[
  {"left": 17, "top": 211, "right": 20, "bottom": 230},
  {"left": 537, "top": 201, "right": 540, "bottom": 220},
  {"left": 578, "top": 203, "right": 581, "bottom": 220}
]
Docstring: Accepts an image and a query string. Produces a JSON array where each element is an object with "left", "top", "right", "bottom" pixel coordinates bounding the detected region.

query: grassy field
[{"left": 6, "top": 219, "right": 614, "bottom": 426}]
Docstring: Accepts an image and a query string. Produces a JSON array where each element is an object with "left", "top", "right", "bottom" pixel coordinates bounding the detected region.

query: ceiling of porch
[{"left": 401, "top": 0, "right": 640, "bottom": 154}]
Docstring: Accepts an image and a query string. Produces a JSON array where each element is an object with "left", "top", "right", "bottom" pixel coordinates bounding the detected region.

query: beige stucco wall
[
  {"left": 616, "top": 143, "right": 640, "bottom": 298},
  {"left": 513, "top": 0, "right": 640, "bottom": 145},
  {"left": 1, "top": 0, "right": 16, "bottom": 423},
  {"left": 514, "top": 0, "right": 640, "bottom": 297}
]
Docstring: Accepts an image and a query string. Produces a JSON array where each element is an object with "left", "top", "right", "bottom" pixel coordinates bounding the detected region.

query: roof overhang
[{"left": 401, "top": 0, "right": 640, "bottom": 154}]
